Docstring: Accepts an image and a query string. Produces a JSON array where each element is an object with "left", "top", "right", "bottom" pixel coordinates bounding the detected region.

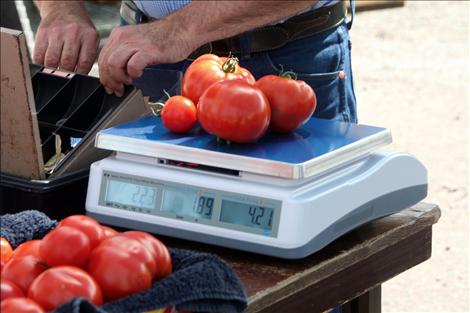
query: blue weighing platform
[{"left": 95, "top": 116, "right": 392, "bottom": 179}]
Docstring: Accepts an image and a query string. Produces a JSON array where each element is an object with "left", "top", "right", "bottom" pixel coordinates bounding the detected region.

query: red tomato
[
  {"left": 255, "top": 74, "right": 317, "bottom": 133},
  {"left": 198, "top": 79, "right": 271, "bottom": 143},
  {"left": 40, "top": 226, "right": 91, "bottom": 268},
  {"left": 161, "top": 96, "right": 197, "bottom": 133},
  {"left": 1, "top": 279, "right": 25, "bottom": 300},
  {"left": 87, "top": 236, "right": 156, "bottom": 301},
  {"left": 182, "top": 54, "right": 255, "bottom": 105},
  {"left": 11, "top": 240, "right": 41, "bottom": 261},
  {"left": 59, "top": 215, "right": 104, "bottom": 249},
  {"left": 120, "top": 231, "right": 172, "bottom": 280},
  {"left": 101, "top": 225, "right": 119, "bottom": 239},
  {"left": 28, "top": 266, "right": 103, "bottom": 311},
  {"left": 1, "top": 238, "right": 13, "bottom": 269},
  {"left": 1, "top": 298, "right": 44, "bottom": 313},
  {"left": 1, "top": 256, "right": 47, "bottom": 292}
]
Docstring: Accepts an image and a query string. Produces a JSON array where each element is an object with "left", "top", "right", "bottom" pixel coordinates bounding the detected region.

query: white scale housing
[{"left": 86, "top": 117, "right": 427, "bottom": 259}]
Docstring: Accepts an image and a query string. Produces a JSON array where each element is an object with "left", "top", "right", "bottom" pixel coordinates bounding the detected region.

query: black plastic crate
[
  {"left": 1, "top": 67, "right": 182, "bottom": 218},
  {"left": 0, "top": 170, "right": 89, "bottom": 220}
]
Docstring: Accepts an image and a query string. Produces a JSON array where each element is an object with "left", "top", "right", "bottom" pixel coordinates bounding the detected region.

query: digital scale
[{"left": 85, "top": 116, "right": 427, "bottom": 259}]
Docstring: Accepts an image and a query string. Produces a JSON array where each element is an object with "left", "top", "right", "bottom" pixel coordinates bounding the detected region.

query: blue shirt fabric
[{"left": 134, "top": 0, "right": 340, "bottom": 20}]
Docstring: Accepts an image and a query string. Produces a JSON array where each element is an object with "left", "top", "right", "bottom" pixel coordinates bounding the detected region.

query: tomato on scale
[
  {"left": 198, "top": 79, "right": 271, "bottom": 144},
  {"left": 149, "top": 92, "right": 197, "bottom": 134},
  {"left": 182, "top": 53, "right": 256, "bottom": 105},
  {"left": 255, "top": 70, "right": 317, "bottom": 133}
]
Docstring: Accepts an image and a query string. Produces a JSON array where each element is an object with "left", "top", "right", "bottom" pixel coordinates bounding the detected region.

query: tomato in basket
[
  {"left": 0, "top": 297, "right": 45, "bottom": 313},
  {"left": 120, "top": 231, "right": 172, "bottom": 280},
  {"left": 39, "top": 226, "right": 91, "bottom": 268},
  {"left": 87, "top": 235, "right": 156, "bottom": 301},
  {"left": 28, "top": 266, "right": 103, "bottom": 312},
  {"left": 1, "top": 279, "right": 25, "bottom": 300},
  {"left": 10, "top": 240, "right": 41, "bottom": 261},
  {"left": 59, "top": 215, "right": 105, "bottom": 249},
  {"left": 101, "top": 225, "right": 119, "bottom": 239},
  {"left": 1, "top": 255, "right": 47, "bottom": 293},
  {"left": 1, "top": 237, "right": 13, "bottom": 269}
]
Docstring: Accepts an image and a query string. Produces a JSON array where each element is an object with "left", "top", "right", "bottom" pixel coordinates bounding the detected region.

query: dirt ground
[{"left": 349, "top": 1, "right": 469, "bottom": 312}]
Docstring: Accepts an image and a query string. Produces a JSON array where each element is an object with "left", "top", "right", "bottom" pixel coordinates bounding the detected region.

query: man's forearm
[
  {"left": 160, "top": 1, "right": 318, "bottom": 51},
  {"left": 34, "top": 0, "right": 88, "bottom": 19}
]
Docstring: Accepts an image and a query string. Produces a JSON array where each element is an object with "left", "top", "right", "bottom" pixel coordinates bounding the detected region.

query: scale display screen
[
  {"left": 105, "top": 179, "right": 158, "bottom": 210},
  {"left": 161, "top": 186, "right": 214, "bottom": 219},
  {"left": 99, "top": 171, "right": 281, "bottom": 237},
  {"left": 220, "top": 200, "right": 274, "bottom": 231}
]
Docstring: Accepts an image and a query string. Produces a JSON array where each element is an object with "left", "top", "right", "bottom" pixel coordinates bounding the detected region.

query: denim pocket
[{"left": 262, "top": 26, "right": 349, "bottom": 121}]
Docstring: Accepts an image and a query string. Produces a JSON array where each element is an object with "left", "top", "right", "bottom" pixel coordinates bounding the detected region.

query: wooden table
[{"left": 164, "top": 203, "right": 440, "bottom": 313}]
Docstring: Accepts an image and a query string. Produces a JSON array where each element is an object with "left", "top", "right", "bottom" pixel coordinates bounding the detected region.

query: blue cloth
[
  {"left": 0, "top": 210, "right": 58, "bottom": 248},
  {"left": 1, "top": 211, "right": 247, "bottom": 313}
]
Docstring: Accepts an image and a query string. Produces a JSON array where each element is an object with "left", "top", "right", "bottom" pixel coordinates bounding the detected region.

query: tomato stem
[
  {"left": 149, "top": 90, "right": 172, "bottom": 117},
  {"left": 279, "top": 70, "right": 298, "bottom": 80},
  {"left": 163, "top": 89, "right": 171, "bottom": 100},
  {"left": 222, "top": 56, "right": 239, "bottom": 73},
  {"left": 149, "top": 102, "right": 165, "bottom": 117},
  {"left": 276, "top": 64, "right": 298, "bottom": 80}
]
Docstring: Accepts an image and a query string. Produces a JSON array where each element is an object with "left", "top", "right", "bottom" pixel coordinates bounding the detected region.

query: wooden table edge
[{"left": 246, "top": 202, "right": 441, "bottom": 312}]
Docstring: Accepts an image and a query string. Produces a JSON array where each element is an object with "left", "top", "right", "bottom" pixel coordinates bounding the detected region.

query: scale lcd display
[
  {"left": 105, "top": 179, "right": 158, "bottom": 210},
  {"left": 161, "top": 186, "right": 214, "bottom": 219},
  {"left": 220, "top": 200, "right": 275, "bottom": 231}
]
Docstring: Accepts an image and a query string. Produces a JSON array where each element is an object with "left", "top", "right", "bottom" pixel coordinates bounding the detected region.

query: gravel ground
[{"left": 349, "top": 1, "right": 469, "bottom": 312}]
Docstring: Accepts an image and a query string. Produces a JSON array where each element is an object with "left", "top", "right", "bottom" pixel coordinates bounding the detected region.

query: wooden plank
[
  {"left": 355, "top": 286, "right": 381, "bottom": 313},
  {"left": 158, "top": 203, "right": 440, "bottom": 312},
  {"left": 246, "top": 203, "right": 440, "bottom": 308},
  {"left": 0, "top": 27, "right": 44, "bottom": 179},
  {"left": 353, "top": 0, "right": 405, "bottom": 12},
  {"left": 255, "top": 228, "right": 430, "bottom": 312}
]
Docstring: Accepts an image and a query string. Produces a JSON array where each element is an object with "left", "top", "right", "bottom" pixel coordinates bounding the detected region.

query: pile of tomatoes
[
  {"left": 0, "top": 215, "right": 172, "bottom": 313},
  {"left": 158, "top": 54, "right": 317, "bottom": 144}
]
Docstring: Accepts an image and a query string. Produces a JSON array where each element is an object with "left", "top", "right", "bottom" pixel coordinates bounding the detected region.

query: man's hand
[
  {"left": 33, "top": 1, "right": 99, "bottom": 74},
  {"left": 98, "top": 22, "right": 193, "bottom": 97},
  {"left": 98, "top": 0, "right": 316, "bottom": 97}
]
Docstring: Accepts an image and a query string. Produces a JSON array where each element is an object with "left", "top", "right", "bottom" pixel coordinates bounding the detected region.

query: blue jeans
[
  {"left": 122, "top": 1, "right": 357, "bottom": 124},
  {"left": 137, "top": 21, "right": 357, "bottom": 123}
]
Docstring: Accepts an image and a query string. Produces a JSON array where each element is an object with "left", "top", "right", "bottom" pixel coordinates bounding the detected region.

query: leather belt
[{"left": 120, "top": 1, "right": 347, "bottom": 57}]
